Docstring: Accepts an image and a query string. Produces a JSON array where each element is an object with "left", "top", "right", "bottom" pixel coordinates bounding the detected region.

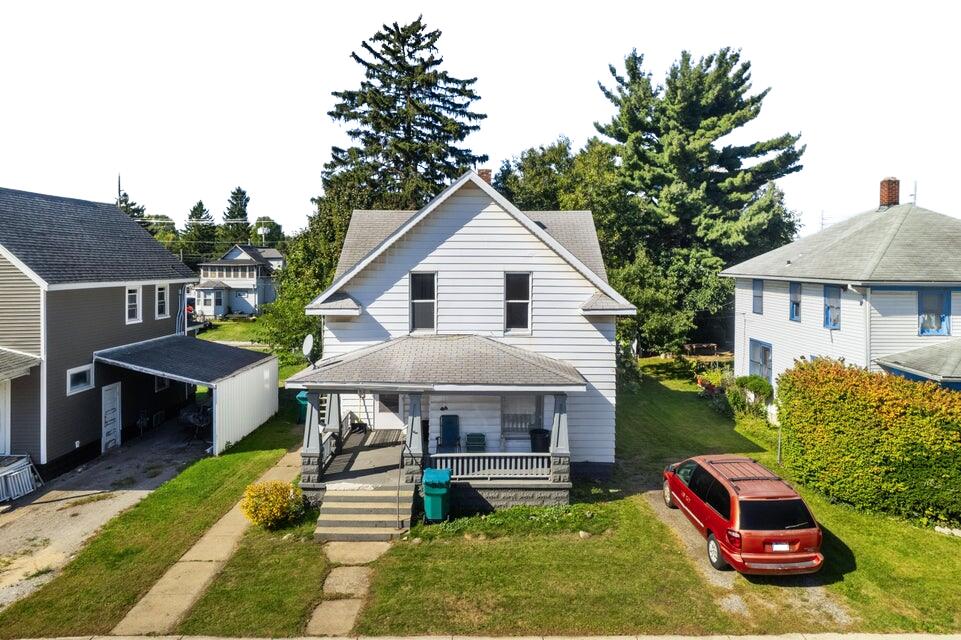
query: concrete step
[
  {"left": 315, "top": 526, "right": 407, "bottom": 542},
  {"left": 317, "top": 513, "right": 411, "bottom": 528},
  {"left": 321, "top": 502, "right": 411, "bottom": 514},
  {"left": 323, "top": 488, "right": 414, "bottom": 503}
]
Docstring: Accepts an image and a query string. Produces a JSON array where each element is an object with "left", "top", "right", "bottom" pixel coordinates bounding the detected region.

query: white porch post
[
  {"left": 550, "top": 393, "right": 571, "bottom": 483},
  {"left": 403, "top": 392, "right": 424, "bottom": 484}
]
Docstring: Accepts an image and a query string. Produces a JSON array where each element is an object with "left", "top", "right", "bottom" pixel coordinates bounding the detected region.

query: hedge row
[{"left": 777, "top": 358, "right": 961, "bottom": 525}]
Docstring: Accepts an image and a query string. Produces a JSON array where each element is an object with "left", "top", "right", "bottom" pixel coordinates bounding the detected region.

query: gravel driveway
[{"left": 0, "top": 425, "right": 206, "bottom": 609}]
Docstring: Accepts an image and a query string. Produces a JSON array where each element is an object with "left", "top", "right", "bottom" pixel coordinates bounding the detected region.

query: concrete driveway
[{"left": 0, "top": 424, "right": 206, "bottom": 610}]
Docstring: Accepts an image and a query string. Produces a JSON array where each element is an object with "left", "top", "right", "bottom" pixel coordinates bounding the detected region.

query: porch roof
[
  {"left": 0, "top": 348, "right": 39, "bottom": 380},
  {"left": 286, "top": 334, "right": 587, "bottom": 392},
  {"left": 875, "top": 338, "right": 961, "bottom": 382}
]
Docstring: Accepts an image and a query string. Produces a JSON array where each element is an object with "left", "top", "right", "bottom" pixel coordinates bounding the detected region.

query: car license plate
[{"left": 772, "top": 542, "right": 790, "bottom": 552}]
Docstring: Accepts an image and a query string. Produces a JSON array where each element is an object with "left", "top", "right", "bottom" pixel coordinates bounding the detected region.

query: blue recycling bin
[{"left": 422, "top": 467, "right": 452, "bottom": 522}]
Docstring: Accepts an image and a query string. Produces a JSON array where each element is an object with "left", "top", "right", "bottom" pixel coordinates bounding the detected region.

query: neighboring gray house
[
  {"left": 194, "top": 244, "right": 282, "bottom": 316},
  {"left": 722, "top": 177, "right": 961, "bottom": 390},
  {"left": 0, "top": 187, "right": 278, "bottom": 477},
  {"left": 287, "top": 170, "right": 635, "bottom": 539}
]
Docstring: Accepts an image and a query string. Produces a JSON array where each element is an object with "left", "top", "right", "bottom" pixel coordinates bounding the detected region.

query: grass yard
[
  {"left": 0, "top": 393, "right": 301, "bottom": 638},
  {"left": 198, "top": 318, "right": 263, "bottom": 343},
  {"left": 178, "top": 509, "right": 328, "bottom": 637}
]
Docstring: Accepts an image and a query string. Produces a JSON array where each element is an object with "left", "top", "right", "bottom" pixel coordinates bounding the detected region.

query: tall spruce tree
[
  {"left": 116, "top": 190, "right": 148, "bottom": 228},
  {"left": 181, "top": 200, "right": 217, "bottom": 267},
  {"left": 219, "top": 187, "right": 251, "bottom": 248},
  {"left": 325, "top": 16, "right": 487, "bottom": 208}
]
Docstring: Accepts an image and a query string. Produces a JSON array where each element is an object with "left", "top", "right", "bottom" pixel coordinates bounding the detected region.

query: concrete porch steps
[{"left": 315, "top": 485, "right": 415, "bottom": 542}]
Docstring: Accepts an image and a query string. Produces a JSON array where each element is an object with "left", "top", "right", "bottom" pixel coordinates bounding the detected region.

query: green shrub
[
  {"left": 698, "top": 367, "right": 728, "bottom": 388},
  {"left": 240, "top": 480, "right": 304, "bottom": 529},
  {"left": 778, "top": 358, "right": 961, "bottom": 525},
  {"left": 735, "top": 374, "right": 773, "bottom": 402}
]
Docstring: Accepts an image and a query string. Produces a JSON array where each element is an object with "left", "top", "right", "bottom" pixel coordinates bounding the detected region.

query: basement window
[{"left": 66, "top": 364, "right": 95, "bottom": 396}]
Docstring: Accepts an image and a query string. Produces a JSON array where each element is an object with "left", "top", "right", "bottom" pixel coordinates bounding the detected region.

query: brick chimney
[
  {"left": 476, "top": 168, "right": 492, "bottom": 184},
  {"left": 880, "top": 177, "right": 900, "bottom": 207}
]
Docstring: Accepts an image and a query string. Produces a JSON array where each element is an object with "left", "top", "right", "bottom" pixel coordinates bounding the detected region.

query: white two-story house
[
  {"left": 723, "top": 177, "right": 961, "bottom": 391},
  {"left": 287, "top": 170, "right": 635, "bottom": 516},
  {"left": 194, "top": 244, "right": 282, "bottom": 316}
]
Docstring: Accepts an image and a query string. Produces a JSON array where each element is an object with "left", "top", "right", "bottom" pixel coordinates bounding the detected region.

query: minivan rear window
[{"left": 738, "top": 499, "right": 814, "bottom": 530}]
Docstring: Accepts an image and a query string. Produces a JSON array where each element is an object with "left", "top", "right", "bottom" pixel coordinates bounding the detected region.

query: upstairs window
[
  {"left": 919, "top": 289, "right": 950, "bottom": 336},
  {"left": 126, "top": 286, "right": 142, "bottom": 324},
  {"left": 823, "top": 285, "right": 841, "bottom": 329},
  {"left": 505, "top": 273, "right": 531, "bottom": 332},
  {"left": 789, "top": 282, "right": 802, "bottom": 321},
  {"left": 156, "top": 284, "right": 169, "bottom": 319},
  {"left": 410, "top": 272, "right": 436, "bottom": 332},
  {"left": 752, "top": 279, "right": 764, "bottom": 314}
]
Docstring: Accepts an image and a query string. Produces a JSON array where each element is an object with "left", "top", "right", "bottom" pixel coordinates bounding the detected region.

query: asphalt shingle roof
[
  {"left": 0, "top": 187, "right": 196, "bottom": 285},
  {"left": 309, "top": 292, "right": 360, "bottom": 311},
  {"left": 286, "top": 334, "right": 586, "bottom": 389},
  {"left": 196, "top": 280, "right": 229, "bottom": 289},
  {"left": 95, "top": 335, "right": 274, "bottom": 386},
  {"left": 722, "top": 204, "right": 961, "bottom": 283},
  {"left": 0, "top": 348, "right": 40, "bottom": 379},
  {"left": 582, "top": 292, "right": 634, "bottom": 312},
  {"left": 875, "top": 339, "right": 961, "bottom": 382},
  {"left": 333, "top": 209, "right": 609, "bottom": 282}
]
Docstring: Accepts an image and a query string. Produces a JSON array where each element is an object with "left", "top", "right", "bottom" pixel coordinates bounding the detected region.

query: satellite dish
[{"left": 302, "top": 334, "right": 315, "bottom": 365}]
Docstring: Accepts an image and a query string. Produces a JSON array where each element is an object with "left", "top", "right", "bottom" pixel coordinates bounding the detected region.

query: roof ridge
[
  {"left": 859, "top": 205, "right": 913, "bottom": 281},
  {"left": 477, "top": 335, "right": 584, "bottom": 384},
  {"left": 0, "top": 185, "right": 116, "bottom": 207}
]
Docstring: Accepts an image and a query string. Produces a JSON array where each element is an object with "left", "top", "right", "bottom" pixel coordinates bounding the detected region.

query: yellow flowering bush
[{"left": 240, "top": 480, "right": 304, "bottom": 529}]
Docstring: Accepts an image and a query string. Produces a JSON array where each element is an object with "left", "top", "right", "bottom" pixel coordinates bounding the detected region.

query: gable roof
[
  {"left": 203, "top": 244, "right": 276, "bottom": 272},
  {"left": 310, "top": 171, "right": 632, "bottom": 310},
  {"left": 0, "top": 186, "right": 195, "bottom": 287},
  {"left": 286, "top": 334, "right": 586, "bottom": 391},
  {"left": 722, "top": 204, "right": 961, "bottom": 284}
]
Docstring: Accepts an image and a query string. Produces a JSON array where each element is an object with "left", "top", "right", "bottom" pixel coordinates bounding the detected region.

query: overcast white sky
[{"left": 1, "top": 1, "right": 958, "bottom": 237}]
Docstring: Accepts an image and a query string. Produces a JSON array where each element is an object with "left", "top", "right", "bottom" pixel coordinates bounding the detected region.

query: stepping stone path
[{"left": 306, "top": 541, "right": 391, "bottom": 636}]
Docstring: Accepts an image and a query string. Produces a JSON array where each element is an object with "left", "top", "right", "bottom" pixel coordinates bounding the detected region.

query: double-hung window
[
  {"left": 919, "top": 289, "right": 950, "bottom": 336},
  {"left": 752, "top": 279, "right": 764, "bottom": 314},
  {"left": 155, "top": 284, "right": 169, "bottom": 319},
  {"left": 789, "top": 282, "right": 802, "bottom": 321},
  {"left": 823, "top": 285, "right": 841, "bottom": 329},
  {"left": 505, "top": 273, "right": 531, "bottom": 332},
  {"left": 214, "top": 290, "right": 223, "bottom": 307},
  {"left": 749, "top": 339, "right": 773, "bottom": 383},
  {"left": 410, "top": 272, "right": 436, "bottom": 332},
  {"left": 126, "top": 286, "right": 142, "bottom": 324},
  {"left": 66, "top": 364, "right": 95, "bottom": 395}
]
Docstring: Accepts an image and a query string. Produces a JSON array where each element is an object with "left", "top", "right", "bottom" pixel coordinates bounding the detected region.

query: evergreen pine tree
[
  {"left": 219, "top": 187, "right": 251, "bottom": 248},
  {"left": 116, "top": 191, "right": 148, "bottom": 228},
  {"left": 325, "top": 16, "right": 487, "bottom": 208},
  {"left": 181, "top": 200, "right": 217, "bottom": 267}
]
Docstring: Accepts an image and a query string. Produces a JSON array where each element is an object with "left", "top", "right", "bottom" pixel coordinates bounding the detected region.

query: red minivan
[{"left": 663, "top": 455, "right": 823, "bottom": 575}]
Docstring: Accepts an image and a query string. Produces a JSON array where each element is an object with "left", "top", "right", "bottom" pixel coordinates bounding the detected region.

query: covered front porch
[{"left": 286, "top": 335, "right": 583, "bottom": 511}]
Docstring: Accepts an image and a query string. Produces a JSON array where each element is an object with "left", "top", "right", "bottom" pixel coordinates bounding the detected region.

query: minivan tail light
[
  {"left": 816, "top": 527, "right": 823, "bottom": 549},
  {"left": 726, "top": 529, "right": 742, "bottom": 550}
]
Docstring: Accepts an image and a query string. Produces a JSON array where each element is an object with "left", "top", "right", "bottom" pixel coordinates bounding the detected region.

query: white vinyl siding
[
  {"left": 0, "top": 252, "right": 42, "bottom": 354},
  {"left": 868, "top": 289, "right": 961, "bottom": 370},
  {"left": 324, "top": 183, "right": 616, "bottom": 463},
  {"left": 734, "top": 278, "right": 866, "bottom": 386}
]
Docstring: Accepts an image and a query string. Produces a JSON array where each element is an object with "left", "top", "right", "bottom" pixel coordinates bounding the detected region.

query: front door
[
  {"left": 0, "top": 379, "right": 9, "bottom": 455},
  {"left": 101, "top": 382, "right": 121, "bottom": 453},
  {"left": 375, "top": 393, "right": 404, "bottom": 430}
]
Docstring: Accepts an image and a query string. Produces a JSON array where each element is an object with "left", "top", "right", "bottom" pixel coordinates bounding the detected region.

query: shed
[{"left": 94, "top": 336, "right": 278, "bottom": 454}]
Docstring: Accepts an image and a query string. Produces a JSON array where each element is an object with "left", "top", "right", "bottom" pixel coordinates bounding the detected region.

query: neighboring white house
[
  {"left": 287, "top": 169, "right": 635, "bottom": 511},
  {"left": 723, "top": 177, "right": 961, "bottom": 390},
  {"left": 192, "top": 244, "right": 283, "bottom": 316}
]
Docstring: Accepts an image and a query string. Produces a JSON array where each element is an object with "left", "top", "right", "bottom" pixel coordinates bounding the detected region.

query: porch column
[
  {"left": 402, "top": 392, "right": 424, "bottom": 484},
  {"left": 301, "top": 391, "right": 324, "bottom": 495},
  {"left": 550, "top": 393, "right": 571, "bottom": 484}
]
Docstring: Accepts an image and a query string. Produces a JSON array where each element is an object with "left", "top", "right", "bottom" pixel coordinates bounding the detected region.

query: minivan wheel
[
  {"left": 662, "top": 480, "right": 676, "bottom": 508},
  {"left": 707, "top": 533, "right": 728, "bottom": 570}
]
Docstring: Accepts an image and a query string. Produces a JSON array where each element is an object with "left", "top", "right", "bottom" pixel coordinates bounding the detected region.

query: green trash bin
[
  {"left": 422, "top": 467, "right": 452, "bottom": 522},
  {"left": 295, "top": 390, "right": 309, "bottom": 424}
]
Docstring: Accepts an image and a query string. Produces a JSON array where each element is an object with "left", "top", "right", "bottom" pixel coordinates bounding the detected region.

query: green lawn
[
  {"left": 177, "top": 509, "right": 328, "bottom": 637},
  {"left": 0, "top": 393, "right": 301, "bottom": 638},
  {"left": 198, "top": 319, "right": 263, "bottom": 343}
]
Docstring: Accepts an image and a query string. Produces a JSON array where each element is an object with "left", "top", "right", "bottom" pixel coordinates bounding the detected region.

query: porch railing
[{"left": 430, "top": 452, "right": 551, "bottom": 480}]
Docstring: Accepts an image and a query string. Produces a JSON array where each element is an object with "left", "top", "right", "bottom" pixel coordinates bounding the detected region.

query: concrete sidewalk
[
  {"left": 110, "top": 450, "right": 302, "bottom": 636},
  {"left": 22, "top": 633, "right": 961, "bottom": 640}
]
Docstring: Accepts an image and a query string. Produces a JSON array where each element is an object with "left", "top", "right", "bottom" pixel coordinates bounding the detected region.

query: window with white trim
[
  {"left": 155, "top": 284, "right": 169, "bottom": 319},
  {"left": 126, "top": 286, "right": 142, "bottom": 324},
  {"left": 505, "top": 272, "right": 531, "bottom": 332},
  {"left": 154, "top": 376, "right": 170, "bottom": 392},
  {"left": 409, "top": 272, "right": 436, "bottom": 332},
  {"left": 66, "top": 364, "right": 95, "bottom": 395}
]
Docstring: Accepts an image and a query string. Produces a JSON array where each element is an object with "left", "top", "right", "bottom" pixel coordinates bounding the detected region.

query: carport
[{"left": 94, "top": 336, "right": 278, "bottom": 454}]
